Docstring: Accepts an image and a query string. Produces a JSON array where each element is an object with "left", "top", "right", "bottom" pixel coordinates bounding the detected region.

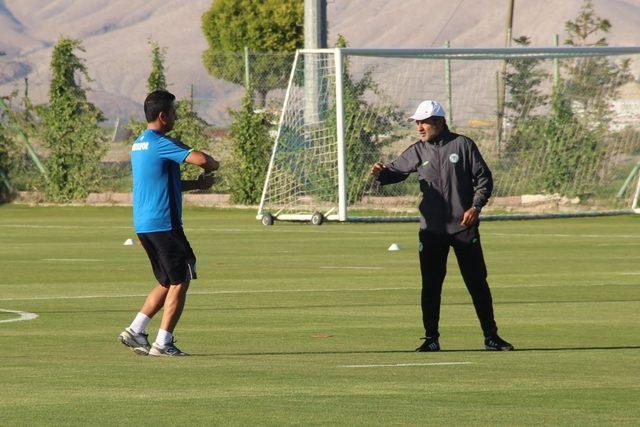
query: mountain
[{"left": 1, "top": 0, "right": 639, "bottom": 126}]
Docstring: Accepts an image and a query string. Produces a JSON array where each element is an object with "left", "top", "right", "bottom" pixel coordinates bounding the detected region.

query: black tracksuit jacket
[{"left": 376, "top": 129, "right": 493, "bottom": 234}]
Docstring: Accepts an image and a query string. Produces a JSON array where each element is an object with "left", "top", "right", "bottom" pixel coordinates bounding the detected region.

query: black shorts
[{"left": 137, "top": 228, "right": 197, "bottom": 286}]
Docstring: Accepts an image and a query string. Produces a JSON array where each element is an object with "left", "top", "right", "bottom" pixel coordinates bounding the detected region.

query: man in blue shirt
[{"left": 118, "top": 90, "right": 219, "bottom": 357}]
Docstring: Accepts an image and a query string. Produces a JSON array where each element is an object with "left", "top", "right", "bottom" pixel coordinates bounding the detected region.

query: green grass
[{"left": 1, "top": 205, "right": 639, "bottom": 426}]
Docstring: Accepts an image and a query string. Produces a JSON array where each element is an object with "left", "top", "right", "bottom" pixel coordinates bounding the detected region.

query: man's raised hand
[{"left": 371, "top": 162, "right": 387, "bottom": 178}]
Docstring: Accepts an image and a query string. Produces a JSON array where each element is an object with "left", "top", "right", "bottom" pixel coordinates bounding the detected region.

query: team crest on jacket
[{"left": 449, "top": 153, "right": 460, "bottom": 163}]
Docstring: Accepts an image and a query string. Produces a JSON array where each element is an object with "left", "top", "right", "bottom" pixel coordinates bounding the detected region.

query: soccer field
[{"left": 1, "top": 205, "right": 639, "bottom": 425}]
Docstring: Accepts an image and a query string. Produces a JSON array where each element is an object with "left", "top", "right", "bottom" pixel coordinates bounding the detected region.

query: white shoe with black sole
[
  {"left": 118, "top": 327, "right": 151, "bottom": 355},
  {"left": 148, "top": 339, "right": 189, "bottom": 357}
]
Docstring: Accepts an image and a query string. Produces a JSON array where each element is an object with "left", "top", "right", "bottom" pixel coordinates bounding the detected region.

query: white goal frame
[{"left": 258, "top": 46, "right": 640, "bottom": 224}]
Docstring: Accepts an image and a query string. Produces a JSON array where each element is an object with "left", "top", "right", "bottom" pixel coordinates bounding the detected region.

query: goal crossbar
[{"left": 340, "top": 46, "right": 640, "bottom": 59}]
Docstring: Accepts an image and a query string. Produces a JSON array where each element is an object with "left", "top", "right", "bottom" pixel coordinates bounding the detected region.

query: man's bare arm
[
  {"left": 182, "top": 150, "right": 219, "bottom": 191},
  {"left": 185, "top": 150, "right": 219, "bottom": 173}
]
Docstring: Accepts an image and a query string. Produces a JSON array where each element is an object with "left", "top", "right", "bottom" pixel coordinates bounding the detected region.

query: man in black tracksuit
[{"left": 372, "top": 100, "right": 514, "bottom": 352}]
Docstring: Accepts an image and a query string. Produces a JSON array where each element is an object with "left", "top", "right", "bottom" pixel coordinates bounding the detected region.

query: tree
[
  {"left": 0, "top": 101, "right": 14, "bottom": 203},
  {"left": 130, "top": 41, "right": 212, "bottom": 182},
  {"left": 128, "top": 40, "right": 169, "bottom": 138},
  {"left": 563, "top": 0, "right": 631, "bottom": 124},
  {"left": 504, "top": 1, "right": 633, "bottom": 198},
  {"left": 227, "top": 89, "right": 274, "bottom": 204},
  {"left": 502, "top": 36, "right": 549, "bottom": 157},
  {"left": 201, "top": 0, "right": 303, "bottom": 106},
  {"left": 128, "top": 40, "right": 169, "bottom": 137},
  {"left": 0, "top": 51, "right": 12, "bottom": 202},
  {"left": 564, "top": 0, "right": 610, "bottom": 47},
  {"left": 171, "top": 88, "right": 212, "bottom": 180},
  {"left": 548, "top": 0, "right": 632, "bottom": 195},
  {"left": 0, "top": 78, "right": 48, "bottom": 200},
  {"left": 504, "top": 36, "right": 548, "bottom": 125},
  {"left": 147, "top": 40, "right": 167, "bottom": 92},
  {"left": 0, "top": 92, "right": 33, "bottom": 203},
  {"left": 535, "top": 90, "right": 601, "bottom": 196},
  {"left": 39, "top": 37, "right": 106, "bottom": 202}
]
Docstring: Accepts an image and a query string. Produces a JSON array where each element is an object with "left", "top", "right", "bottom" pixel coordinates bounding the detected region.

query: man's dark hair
[{"left": 144, "top": 90, "right": 176, "bottom": 122}]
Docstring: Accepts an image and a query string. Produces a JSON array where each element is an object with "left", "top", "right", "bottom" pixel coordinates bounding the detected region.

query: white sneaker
[
  {"left": 118, "top": 327, "right": 151, "bottom": 355},
  {"left": 148, "top": 339, "right": 189, "bottom": 357}
]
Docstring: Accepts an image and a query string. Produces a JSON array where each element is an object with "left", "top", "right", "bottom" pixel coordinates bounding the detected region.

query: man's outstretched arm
[
  {"left": 181, "top": 151, "right": 219, "bottom": 192},
  {"left": 185, "top": 150, "right": 219, "bottom": 173},
  {"left": 371, "top": 146, "right": 419, "bottom": 185}
]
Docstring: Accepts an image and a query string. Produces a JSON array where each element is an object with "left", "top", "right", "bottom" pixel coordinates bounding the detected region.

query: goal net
[{"left": 258, "top": 47, "right": 640, "bottom": 224}]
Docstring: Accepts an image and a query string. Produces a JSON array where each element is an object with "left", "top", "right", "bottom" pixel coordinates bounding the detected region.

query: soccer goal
[{"left": 257, "top": 47, "right": 640, "bottom": 225}]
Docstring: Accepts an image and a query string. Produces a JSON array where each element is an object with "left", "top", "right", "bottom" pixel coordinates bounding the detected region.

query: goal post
[{"left": 258, "top": 46, "right": 640, "bottom": 224}]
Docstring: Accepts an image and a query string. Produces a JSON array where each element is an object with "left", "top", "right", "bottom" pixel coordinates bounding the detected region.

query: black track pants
[{"left": 418, "top": 226, "right": 498, "bottom": 338}]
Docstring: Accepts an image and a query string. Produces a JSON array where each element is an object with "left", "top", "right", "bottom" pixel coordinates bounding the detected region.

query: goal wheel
[
  {"left": 261, "top": 213, "right": 275, "bottom": 226},
  {"left": 310, "top": 212, "right": 324, "bottom": 226}
]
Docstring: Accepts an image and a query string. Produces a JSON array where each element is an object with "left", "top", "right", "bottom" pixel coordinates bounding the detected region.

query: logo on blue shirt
[{"left": 131, "top": 130, "right": 192, "bottom": 233}]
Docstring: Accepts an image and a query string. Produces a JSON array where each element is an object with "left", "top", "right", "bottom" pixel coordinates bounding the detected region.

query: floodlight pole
[
  {"left": 553, "top": 34, "right": 560, "bottom": 88},
  {"left": 243, "top": 46, "right": 251, "bottom": 90},
  {"left": 496, "top": 0, "right": 515, "bottom": 153},
  {"left": 304, "top": 0, "right": 327, "bottom": 126},
  {"left": 444, "top": 41, "right": 453, "bottom": 127}
]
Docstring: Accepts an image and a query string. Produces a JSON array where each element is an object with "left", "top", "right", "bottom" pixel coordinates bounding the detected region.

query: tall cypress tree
[
  {"left": 0, "top": 105, "right": 14, "bottom": 203},
  {"left": 39, "top": 37, "right": 106, "bottom": 202},
  {"left": 563, "top": 0, "right": 631, "bottom": 125},
  {"left": 131, "top": 41, "right": 212, "bottom": 181},
  {"left": 0, "top": 51, "right": 14, "bottom": 202},
  {"left": 128, "top": 39, "right": 169, "bottom": 136},
  {"left": 227, "top": 89, "right": 273, "bottom": 204},
  {"left": 147, "top": 40, "right": 167, "bottom": 92},
  {"left": 0, "top": 53, "right": 9, "bottom": 201}
]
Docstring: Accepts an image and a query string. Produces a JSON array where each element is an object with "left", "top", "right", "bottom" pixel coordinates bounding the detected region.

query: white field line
[
  {"left": 42, "top": 258, "right": 103, "bottom": 262},
  {"left": 1, "top": 281, "right": 637, "bottom": 303},
  {"left": 0, "top": 224, "right": 243, "bottom": 232},
  {"left": 0, "top": 309, "right": 38, "bottom": 324},
  {"left": 0, "top": 287, "right": 418, "bottom": 302},
  {"left": 338, "top": 362, "right": 473, "bottom": 368},
  {"left": 489, "top": 232, "right": 640, "bottom": 239},
  {"left": 320, "top": 266, "right": 383, "bottom": 270},
  {"left": 0, "top": 224, "right": 130, "bottom": 230},
  {"left": 0, "top": 224, "right": 387, "bottom": 235}
]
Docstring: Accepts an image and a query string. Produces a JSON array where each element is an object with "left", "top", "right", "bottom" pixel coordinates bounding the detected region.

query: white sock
[
  {"left": 129, "top": 312, "right": 151, "bottom": 334},
  {"left": 155, "top": 329, "right": 173, "bottom": 346}
]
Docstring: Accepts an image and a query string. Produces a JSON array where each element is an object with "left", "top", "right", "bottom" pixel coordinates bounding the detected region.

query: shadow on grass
[{"left": 192, "top": 345, "right": 640, "bottom": 357}]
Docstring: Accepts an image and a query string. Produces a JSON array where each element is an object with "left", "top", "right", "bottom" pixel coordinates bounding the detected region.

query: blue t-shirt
[{"left": 131, "top": 129, "right": 192, "bottom": 233}]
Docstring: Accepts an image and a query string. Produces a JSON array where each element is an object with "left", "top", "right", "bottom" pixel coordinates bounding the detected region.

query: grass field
[{"left": 1, "top": 205, "right": 639, "bottom": 425}]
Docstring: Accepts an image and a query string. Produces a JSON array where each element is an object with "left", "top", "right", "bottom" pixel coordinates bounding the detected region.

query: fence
[
  {"left": 3, "top": 47, "right": 640, "bottom": 210},
  {"left": 0, "top": 51, "right": 296, "bottom": 130},
  {"left": 0, "top": 50, "right": 296, "bottom": 195}
]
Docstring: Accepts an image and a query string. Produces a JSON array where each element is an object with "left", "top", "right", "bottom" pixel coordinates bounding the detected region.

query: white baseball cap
[{"left": 408, "top": 100, "right": 446, "bottom": 121}]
